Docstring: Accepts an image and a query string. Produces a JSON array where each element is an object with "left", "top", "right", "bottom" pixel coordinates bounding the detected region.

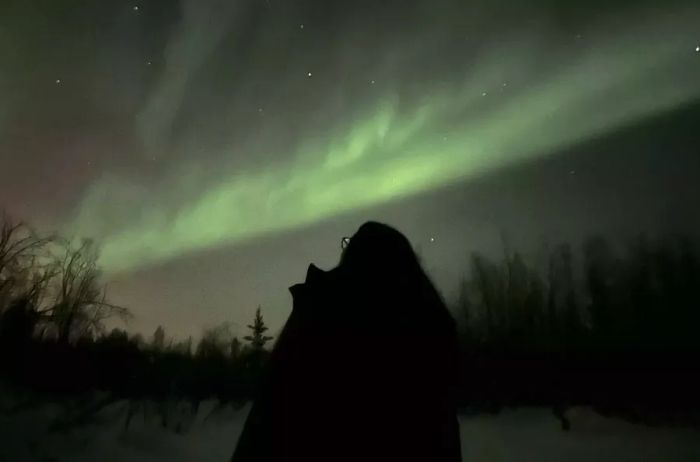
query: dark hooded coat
[{"left": 232, "top": 222, "right": 461, "bottom": 462}]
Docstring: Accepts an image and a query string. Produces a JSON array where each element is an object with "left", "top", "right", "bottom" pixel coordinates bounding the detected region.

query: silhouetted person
[{"left": 232, "top": 221, "right": 462, "bottom": 462}]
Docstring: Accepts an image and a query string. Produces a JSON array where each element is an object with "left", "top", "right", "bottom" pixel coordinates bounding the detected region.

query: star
[
  {"left": 502, "top": 83, "right": 508, "bottom": 87},
  {"left": 429, "top": 237, "right": 435, "bottom": 243},
  {"left": 55, "top": 79, "right": 61, "bottom": 84},
  {"left": 146, "top": 61, "right": 152, "bottom": 65},
  {"left": 569, "top": 170, "right": 576, "bottom": 175},
  {"left": 307, "top": 72, "right": 312, "bottom": 77},
  {"left": 696, "top": 46, "right": 700, "bottom": 52},
  {"left": 370, "top": 80, "right": 375, "bottom": 84},
  {"left": 300, "top": 24, "right": 304, "bottom": 30},
  {"left": 258, "top": 108, "right": 264, "bottom": 114},
  {"left": 133, "top": 5, "right": 139, "bottom": 11},
  {"left": 482, "top": 92, "right": 487, "bottom": 97}
]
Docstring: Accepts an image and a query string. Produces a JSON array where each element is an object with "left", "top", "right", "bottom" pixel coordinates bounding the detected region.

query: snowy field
[{"left": 1, "top": 398, "right": 700, "bottom": 462}]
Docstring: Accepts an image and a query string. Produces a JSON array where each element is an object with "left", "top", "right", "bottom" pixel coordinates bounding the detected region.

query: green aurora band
[{"left": 71, "top": 11, "right": 700, "bottom": 274}]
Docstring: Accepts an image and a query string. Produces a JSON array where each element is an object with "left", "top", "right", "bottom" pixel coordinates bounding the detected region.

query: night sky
[{"left": 2, "top": 0, "right": 699, "bottom": 339}]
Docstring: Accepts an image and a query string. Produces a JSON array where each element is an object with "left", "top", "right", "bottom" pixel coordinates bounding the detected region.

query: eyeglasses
[{"left": 341, "top": 237, "right": 351, "bottom": 250}]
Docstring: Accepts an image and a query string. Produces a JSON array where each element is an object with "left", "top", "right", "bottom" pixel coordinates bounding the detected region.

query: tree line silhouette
[
  {"left": 1, "top": 211, "right": 699, "bottom": 430},
  {"left": 455, "top": 235, "right": 700, "bottom": 427},
  {"left": 0, "top": 212, "right": 273, "bottom": 429}
]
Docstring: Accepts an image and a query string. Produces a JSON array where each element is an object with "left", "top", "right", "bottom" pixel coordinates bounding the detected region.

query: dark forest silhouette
[
  {"left": 1, "top": 211, "right": 700, "bottom": 434},
  {"left": 455, "top": 236, "right": 700, "bottom": 428}
]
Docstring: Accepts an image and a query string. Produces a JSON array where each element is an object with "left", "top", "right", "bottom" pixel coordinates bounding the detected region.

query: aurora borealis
[
  {"left": 2, "top": 0, "right": 700, "bottom": 336},
  {"left": 71, "top": 2, "right": 700, "bottom": 273}
]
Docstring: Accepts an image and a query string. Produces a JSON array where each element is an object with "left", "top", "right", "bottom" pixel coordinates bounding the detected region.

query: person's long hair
[{"left": 338, "top": 221, "right": 453, "bottom": 330}]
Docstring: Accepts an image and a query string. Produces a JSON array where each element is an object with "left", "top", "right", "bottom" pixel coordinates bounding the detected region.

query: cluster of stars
[
  {"left": 51, "top": 6, "right": 524, "bottom": 100},
  {"left": 51, "top": 3, "right": 700, "bottom": 139}
]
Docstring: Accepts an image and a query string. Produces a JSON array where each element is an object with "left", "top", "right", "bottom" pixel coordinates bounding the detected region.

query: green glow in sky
[{"left": 71, "top": 12, "right": 700, "bottom": 273}]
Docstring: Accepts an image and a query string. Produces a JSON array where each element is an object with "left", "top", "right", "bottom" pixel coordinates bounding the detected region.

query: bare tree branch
[{"left": 41, "top": 239, "right": 131, "bottom": 343}]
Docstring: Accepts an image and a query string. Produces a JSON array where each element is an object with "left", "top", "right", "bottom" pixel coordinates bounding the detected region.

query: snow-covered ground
[{"left": 1, "top": 398, "right": 699, "bottom": 462}]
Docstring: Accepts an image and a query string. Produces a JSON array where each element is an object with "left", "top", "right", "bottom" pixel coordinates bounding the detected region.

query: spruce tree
[{"left": 244, "top": 307, "right": 273, "bottom": 352}]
